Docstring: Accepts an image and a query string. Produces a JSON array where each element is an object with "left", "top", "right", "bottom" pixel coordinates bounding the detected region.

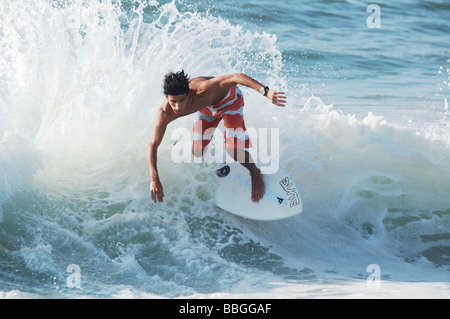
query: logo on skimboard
[{"left": 279, "top": 177, "right": 300, "bottom": 207}]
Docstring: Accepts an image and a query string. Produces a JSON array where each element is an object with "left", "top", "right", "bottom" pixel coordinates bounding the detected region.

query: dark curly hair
[{"left": 163, "top": 70, "right": 190, "bottom": 96}]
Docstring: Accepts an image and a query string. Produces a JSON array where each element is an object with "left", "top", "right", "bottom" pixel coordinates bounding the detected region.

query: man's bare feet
[
  {"left": 226, "top": 148, "right": 265, "bottom": 202},
  {"left": 250, "top": 168, "right": 265, "bottom": 202}
]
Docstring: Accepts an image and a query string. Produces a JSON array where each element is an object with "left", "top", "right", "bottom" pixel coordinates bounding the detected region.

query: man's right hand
[{"left": 150, "top": 179, "right": 165, "bottom": 203}]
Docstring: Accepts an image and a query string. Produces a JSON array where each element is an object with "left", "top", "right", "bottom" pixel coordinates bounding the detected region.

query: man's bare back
[{"left": 147, "top": 71, "right": 286, "bottom": 204}]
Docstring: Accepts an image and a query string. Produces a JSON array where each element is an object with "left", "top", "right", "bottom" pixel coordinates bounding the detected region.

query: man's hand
[
  {"left": 150, "top": 179, "right": 165, "bottom": 203},
  {"left": 266, "top": 89, "right": 286, "bottom": 107}
]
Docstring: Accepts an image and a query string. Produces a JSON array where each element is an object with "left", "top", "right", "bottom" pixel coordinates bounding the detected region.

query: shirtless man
[{"left": 147, "top": 70, "right": 286, "bottom": 204}]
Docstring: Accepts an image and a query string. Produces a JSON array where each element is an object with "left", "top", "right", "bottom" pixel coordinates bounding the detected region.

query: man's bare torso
[{"left": 160, "top": 76, "right": 232, "bottom": 120}]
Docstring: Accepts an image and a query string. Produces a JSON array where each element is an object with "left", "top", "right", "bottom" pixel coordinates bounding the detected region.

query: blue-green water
[{"left": 1, "top": 0, "right": 449, "bottom": 298}]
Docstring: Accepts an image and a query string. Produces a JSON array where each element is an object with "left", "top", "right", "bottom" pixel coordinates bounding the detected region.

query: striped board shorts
[{"left": 193, "top": 86, "right": 252, "bottom": 150}]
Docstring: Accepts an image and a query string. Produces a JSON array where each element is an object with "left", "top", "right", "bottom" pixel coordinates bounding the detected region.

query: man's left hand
[{"left": 266, "top": 90, "right": 286, "bottom": 107}]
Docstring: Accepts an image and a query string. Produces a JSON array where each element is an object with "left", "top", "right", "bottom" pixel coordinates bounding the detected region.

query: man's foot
[{"left": 250, "top": 168, "right": 265, "bottom": 202}]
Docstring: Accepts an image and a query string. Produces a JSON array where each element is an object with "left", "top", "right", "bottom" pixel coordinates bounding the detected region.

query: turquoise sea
[{"left": 1, "top": 0, "right": 449, "bottom": 298}]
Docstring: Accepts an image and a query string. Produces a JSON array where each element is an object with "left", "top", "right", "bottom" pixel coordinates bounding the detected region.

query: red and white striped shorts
[{"left": 192, "top": 86, "right": 252, "bottom": 150}]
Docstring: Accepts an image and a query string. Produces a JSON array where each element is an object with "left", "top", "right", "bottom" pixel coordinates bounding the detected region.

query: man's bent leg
[
  {"left": 226, "top": 148, "right": 265, "bottom": 202},
  {"left": 222, "top": 110, "right": 263, "bottom": 202},
  {"left": 192, "top": 115, "right": 221, "bottom": 159}
]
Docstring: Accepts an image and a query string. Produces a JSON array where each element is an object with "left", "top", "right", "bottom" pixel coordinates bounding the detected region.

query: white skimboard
[{"left": 215, "top": 163, "right": 303, "bottom": 221}]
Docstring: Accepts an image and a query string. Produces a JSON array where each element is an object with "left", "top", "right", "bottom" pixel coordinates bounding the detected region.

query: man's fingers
[
  {"left": 275, "top": 94, "right": 286, "bottom": 101},
  {"left": 269, "top": 91, "right": 286, "bottom": 107},
  {"left": 151, "top": 190, "right": 158, "bottom": 203},
  {"left": 274, "top": 96, "right": 286, "bottom": 107},
  {"left": 157, "top": 190, "right": 165, "bottom": 202},
  {"left": 151, "top": 190, "right": 164, "bottom": 203},
  {"left": 150, "top": 182, "right": 164, "bottom": 203},
  {"left": 274, "top": 97, "right": 286, "bottom": 103}
]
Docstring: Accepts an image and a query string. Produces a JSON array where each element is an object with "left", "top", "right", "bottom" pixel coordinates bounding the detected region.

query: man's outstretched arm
[
  {"left": 147, "top": 108, "right": 170, "bottom": 203},
  {"left": 199, "top": 73, "right": 286, "bottom": 107}
]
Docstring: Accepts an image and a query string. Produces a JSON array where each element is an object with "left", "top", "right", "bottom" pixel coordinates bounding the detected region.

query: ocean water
[{"left": 0, "top": 0, "right": 449, "bottom": 299}]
